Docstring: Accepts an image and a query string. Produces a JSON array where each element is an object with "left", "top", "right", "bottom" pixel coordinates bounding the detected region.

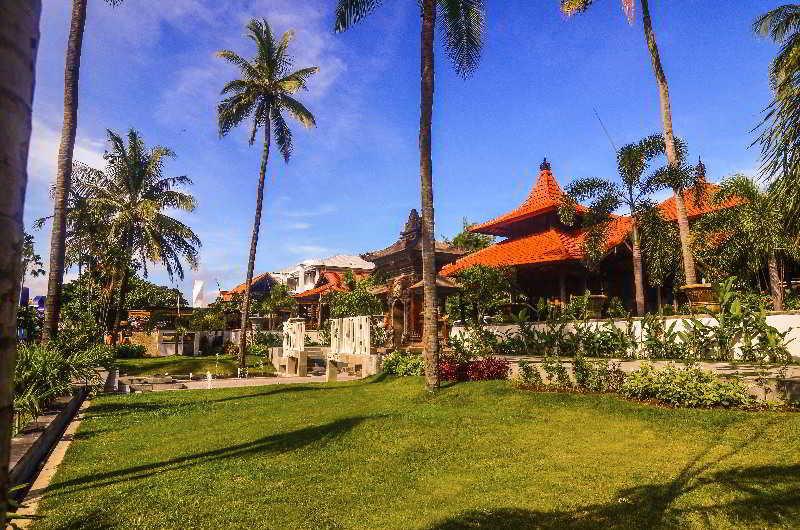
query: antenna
[{"left": 593, "top": 107, "right": 618, "bottom": 153}]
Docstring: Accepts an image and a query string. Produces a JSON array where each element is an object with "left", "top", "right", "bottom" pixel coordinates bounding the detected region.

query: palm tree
[
  {"left": 43, "top": 0, "right": 124, "bottom": 341},
  {"left": 0, "top": 1, "right": 42, "bottom": 522},
  {"left": 694, "top": 175, "right": 799, "bottom": 311},
  {"left": 217, "top": 19, "right": 318, "bottom": 368},
  {"left": 753, "top": 6, "right": 800, "bottom": 225},
  {"left": 560, "top": 134, "right": 665, "bottom": 315},
  {"left": 76, "top": 130, "right": 201, "bottom": 340},
  {"left": 561, "top": 0, "right": 698, "bottom": 286},
  {"left": 335, "top": 0, "right": 486, "bottom": 390}
]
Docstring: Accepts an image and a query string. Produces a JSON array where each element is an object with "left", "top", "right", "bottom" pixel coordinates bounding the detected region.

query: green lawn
[
  {"left": 31, "top": 377, "right": 800, "bottom": 529},
  {"left": 115, "top": 354, "right": 275, "bottom": 378}
]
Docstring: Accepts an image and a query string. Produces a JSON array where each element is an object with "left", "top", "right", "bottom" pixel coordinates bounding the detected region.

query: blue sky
[{"left": 25, "top": 0, "right": 778, "bottom": 301}]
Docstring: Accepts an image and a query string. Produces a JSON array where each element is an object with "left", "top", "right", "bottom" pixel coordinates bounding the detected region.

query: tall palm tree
[
  {"left": 217, "top": 19, "right": 318, "bottom": 368},
  {"left": 560, "top": 134, "right": 665, "bottom": 315},
  {"left": 753, "top": 5, "right": 800, "bottom": 225},
  {"left": 43, "top": 0, "right": 124, "bottom": 341},
  {"left": 561, "top": 0, "right": 698, "bottom": 286},
  {"left": 73, "top": 130, "right": 201, "bottom": 341},
  {"left": 694, "top": 175, "right": 800, "bottom": 311},
  {"left": 0, "top": 1, "right": 42, "bottom": 522},
  {"left": 335, "top": 0, "right": 486, "bottom": 391}
]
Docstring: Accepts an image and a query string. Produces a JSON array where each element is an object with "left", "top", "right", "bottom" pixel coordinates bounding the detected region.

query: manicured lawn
[
  {"left": 31, "top": 377, "right": 800, "bottom": 529},
  {"left": 115, "top": 354, "right": 275, "bottom": 378}
]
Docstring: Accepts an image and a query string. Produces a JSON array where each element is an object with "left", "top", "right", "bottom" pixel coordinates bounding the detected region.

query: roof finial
[
  {"left": 540, "top": 157, "right": 551, "bottom": 171},
  {"left": 696, "top": 156, "right": 706, "bottom": 181}
]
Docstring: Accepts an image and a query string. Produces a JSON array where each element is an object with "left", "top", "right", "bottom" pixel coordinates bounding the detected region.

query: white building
[{"left": 272, "top": 255, "right": 375, "bottom": 294}]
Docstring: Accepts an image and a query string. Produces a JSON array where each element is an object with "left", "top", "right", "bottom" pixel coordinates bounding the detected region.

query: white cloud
[{"left": 28, "top": 118, "right": 106, "bottom": 183}]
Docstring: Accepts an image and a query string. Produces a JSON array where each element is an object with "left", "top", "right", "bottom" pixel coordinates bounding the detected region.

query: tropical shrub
[
  {"left": 382, "top": 350, "right": 424, "bottom": 376},
  {"left": 223, "top": 341, "right": 239, "bottom": 356},
  {"left": 542, "top": 356, "right": 572, "bottom": 389},
  {"left": 14, "top": 342, "right": 113, "bottom": 433},
  {"left": 249, "top": 343, "right": 271, "bottom": 357},
  {"left": 516, "top": 360, "right": 544, "bottom": 388},
  {"left": 438, "top": 352, "right": 470, "bottom": 382},
  {"left": 466, "top": 357, "right": 510, "bottom": 381},
  {"left": 573, "top": 354, "right": 625, "bottom": 392},
  {"left": 113, "top": 344, "right": 147, "bottom": 359},
  {"left": 621, "top": 362, "right": 754, "bottom": 408}
]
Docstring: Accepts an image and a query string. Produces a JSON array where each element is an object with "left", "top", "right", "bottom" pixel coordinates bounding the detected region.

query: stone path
[{"left": 179, "top": 373, "right": 359, "bottom": 391}]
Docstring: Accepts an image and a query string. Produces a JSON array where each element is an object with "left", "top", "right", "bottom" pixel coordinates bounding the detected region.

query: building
[
  {"left": 363, "top": 209, "right": 466, "bottom": 347},
  {"left": 441, "top": 159, "right": 736, "bottom": 313},
  {"left": 219, "top": 271, "right": 279, "bottom": 302},
  {"left": 282, "top": 255, "right": 374, "bottom": 294}
]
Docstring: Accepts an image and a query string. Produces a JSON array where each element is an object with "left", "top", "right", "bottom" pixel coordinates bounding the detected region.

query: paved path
[{"left": 179, "top": 373, "right": 360, "bottom": 391}]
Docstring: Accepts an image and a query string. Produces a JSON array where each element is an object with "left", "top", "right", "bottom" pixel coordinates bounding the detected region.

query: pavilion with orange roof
[{"left": 441, "top": 158, "right": 737, "bottom": 312}]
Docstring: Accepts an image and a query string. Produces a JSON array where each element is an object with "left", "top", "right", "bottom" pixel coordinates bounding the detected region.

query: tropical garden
[{"left": 1, "top": 1, "right": 800, "bottom": 528}]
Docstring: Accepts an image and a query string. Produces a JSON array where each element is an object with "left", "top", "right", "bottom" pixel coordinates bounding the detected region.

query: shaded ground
[
  {"left": 115, "top": 354, "right": 275, "bottom": 378},
  {"left": 31, "top": 377, "right": 800, "bottom": 529}
]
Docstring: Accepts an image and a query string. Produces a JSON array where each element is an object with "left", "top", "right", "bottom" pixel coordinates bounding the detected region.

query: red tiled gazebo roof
[
  {"left": 470, "top": 159, "right": 587, "bottom": 237},
  {"left": 442, "top": 217, "right": 632, "bottom": 276},
  {"left": 658, "top": 182, "right": 742, "bottom": 221}
]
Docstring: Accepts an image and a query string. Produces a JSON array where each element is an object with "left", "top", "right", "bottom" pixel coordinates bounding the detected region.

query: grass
[
  {"left": 32, "top": 377, "right": 800, "bottom": 529},
  {"left": 115, "top": 354, "right": 275, "bottom": 378}
]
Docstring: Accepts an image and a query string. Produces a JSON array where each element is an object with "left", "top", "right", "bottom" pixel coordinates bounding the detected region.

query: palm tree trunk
[
  {"left": 419, "top": 0, "right": 440, "bottom": 391},
  {"left": 631, "top": 223, "right": 646, "bottom": 316},
  {"left": 43, "top": 0, "right": 88, "bottom": 341},
  {"left": 239, "top": 122, "right": 271, "bottom": 369},
  {"left": 0, "top": 1, "right": 41, "bottom": 523},
  {"left": 110, "top": 265, "right": 131, "bottom": 346},
  {"left": 768, "top": 253, "right": 785, "bottom": 311},
  {"left": 640, "top": 0, "right": 697, "bottom": 286}
]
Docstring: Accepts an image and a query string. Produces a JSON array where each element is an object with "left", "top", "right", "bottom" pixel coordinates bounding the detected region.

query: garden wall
[{"left": 451, "top": 311, "right": 800, "bottom": 359}]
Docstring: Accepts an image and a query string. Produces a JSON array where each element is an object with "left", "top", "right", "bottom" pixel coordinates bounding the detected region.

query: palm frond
[
  {"left": 271, "top": 108, "right": 293, "bottom": 163},
  {"left": 437, "top": 0, "right": 485, "bottom": 78},
  {"left": 280, "top": 95, "right": 317, "bottom": 128},
  {"left": 335, "top": 0, "right": 383, "bottom": 32},
  {"left": 278, "top": 66, "right": 320, "bottom": 93}
]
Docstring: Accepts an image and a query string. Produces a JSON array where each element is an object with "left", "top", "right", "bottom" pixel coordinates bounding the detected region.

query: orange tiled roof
[
  {"left": 470, "top": 160, "right": 586, "bottom": 237},
  {"left": 658, "top": 182, "right": 742, "bottom": 221},
  {"left": 293, "top": 271, "right": 348, "bottom": 299},
  {"left": 442, "top": 217, "right": 632, "bottom": 276}
]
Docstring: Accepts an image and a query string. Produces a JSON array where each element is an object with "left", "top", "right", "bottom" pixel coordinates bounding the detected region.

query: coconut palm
[
  {"left": 79, "top": 130, "right": 201, "bottom": 340},
  {"left": 753, "top": 5, "right": 800, "bottom": 226},
  {"left": 335, "top": 0, "right": 486, "bottom": 390},
  {"left": 43, "top": 0, "right": 124, "bottom": 341},
  {"left": 0, "top": 1, "right": 41, "bottom": 522},
  {"left": 561, "top": 0, "right": 698, "bottom": 286},
  {"left": 694, "top": 175, "right": 800, "bottom": 311},
  {"left": 217, "top": 19, "right": 318, "bottom": 368},
  {"left": 560, "top": 134, "right": 665, "bottom": 315}
]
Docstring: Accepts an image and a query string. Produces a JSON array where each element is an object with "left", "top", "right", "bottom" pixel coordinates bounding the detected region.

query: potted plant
[{"left": 681, "top": 283, "right": 719, "bottom": 313}]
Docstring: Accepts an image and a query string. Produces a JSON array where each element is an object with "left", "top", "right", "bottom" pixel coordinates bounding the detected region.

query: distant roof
[
  {"left": 319, "top": 254, "right": 375, "bottom": 270},
  {"left": 293, "top": 270, "right": 370, "bottom": 300},
  {"left": 363, "top": 209, "right": 466, "bottom": 261}
]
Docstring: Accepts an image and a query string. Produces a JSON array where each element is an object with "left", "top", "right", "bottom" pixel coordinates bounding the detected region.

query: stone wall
[{"left": 452, "top": 311, "right": 800, "bottom": 359}]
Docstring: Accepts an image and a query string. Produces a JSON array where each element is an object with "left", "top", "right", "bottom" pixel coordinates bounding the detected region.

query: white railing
[
  {"left": 329, "top": 316, "right": 371, "bottom": 360},
  {"left": 283, "top": 319, "right": 305, "bottom": 355}
]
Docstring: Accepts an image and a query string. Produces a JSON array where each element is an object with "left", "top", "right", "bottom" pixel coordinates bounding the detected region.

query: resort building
[
  {"left": 363, "top": 209, "right": 465, "bottom": 347},
  {"left": 441, "top": 159, "right": 735, "bottom": 312}
]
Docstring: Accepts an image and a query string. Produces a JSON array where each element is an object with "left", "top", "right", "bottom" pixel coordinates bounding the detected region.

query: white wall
[{"left": 452, "top": 312, "right": 800, "bottom": 359}]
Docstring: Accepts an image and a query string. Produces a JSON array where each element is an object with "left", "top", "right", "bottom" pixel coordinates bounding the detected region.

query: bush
[
  {"left": 249, "top": 343, "right": 271, "bottom": 357},
  {"left": 382, "top": 350, "right": 424, "bottom": 376},
  {"left": 223, "top": 341, "right": 239, "bottom": 357},
  {"left": 253, "top": 331, "right": 281, "bottom": 347},
  {"left": 14, "top": 342, "right": 112, "bottom": 433},
  {"left": 621, "top": 362, "right": 754, "bottom": 408},
  {"left": 114, "top": 344, "right": 147, "bottom": 359},
  {"left": 439, "top": 352, "right": 470, "bottom": 382},
  {"left": 516, "top": 360, "right": 544, "bottom": 388},
  {"left": 467, "top": 357, "right": 510, "bottom": 381},
  {"left": 573, "top": 355, "right": 625, "bottom": 392}
]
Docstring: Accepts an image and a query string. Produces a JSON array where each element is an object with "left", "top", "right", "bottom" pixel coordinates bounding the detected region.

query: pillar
[
  {"left": 326, "top": 358, "right": 338, "bottom": 382},
  {"left": 297, "top": 351, "right": 307, "bottom": 377},
  {"left": 559, "top": 270, "right": 567, "bottom": 304}
]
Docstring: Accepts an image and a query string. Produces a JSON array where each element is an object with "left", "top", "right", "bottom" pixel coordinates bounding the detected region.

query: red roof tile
[
  {"left": 470, "top": 165, "right": 586, "bottom": 237},
  {"left": 441, "top": 217, "right": 632, "bottom": 276},
  {"left": 658, "top": 182, "right": 742, "bottom": 221}
]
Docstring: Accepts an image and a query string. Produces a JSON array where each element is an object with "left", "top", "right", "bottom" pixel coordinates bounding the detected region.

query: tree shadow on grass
[
  {"left": 48, "top": 414, "right": 383, "bottom": 496},
  {"left": 429, "top": 420, "right": 799, "bottom": 530}
]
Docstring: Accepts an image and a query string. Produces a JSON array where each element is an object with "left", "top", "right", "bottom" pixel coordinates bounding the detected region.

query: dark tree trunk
[
  {"left": 631, "top": 224, "right": 646, "bottom": 316},
  {"left": 419, "top": 0, "right": 439, "bottom": 391},
  {"left": 43, "top": 0, "right": 88, "bottom": 341},
  {"left": 239, "top": 122, "right": 271, "bottom": 369},
  {"left": 110, "top": 264, "right": 130, "bottom": 346},
  {"left": 0, "top": 1, "right": 41, "bottom": 523},
  {"left": 768, "top": 253, "right": 785, "bottom": 311},
  {"left": 640, "top": 0, "right": 697, "bottom": 286}
]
